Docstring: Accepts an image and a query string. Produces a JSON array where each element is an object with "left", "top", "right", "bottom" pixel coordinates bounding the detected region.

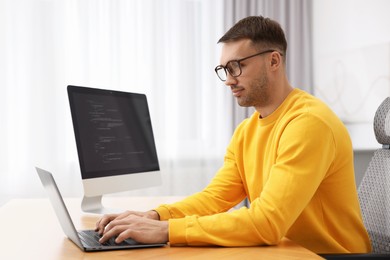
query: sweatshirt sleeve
[{"left": 158, "top": 115, "right": 338, "bottom": 247}]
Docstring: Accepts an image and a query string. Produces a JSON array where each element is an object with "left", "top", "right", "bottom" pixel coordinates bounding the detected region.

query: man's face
[{"left": 219, "top": 39, "right": 271, "bottom": 109}]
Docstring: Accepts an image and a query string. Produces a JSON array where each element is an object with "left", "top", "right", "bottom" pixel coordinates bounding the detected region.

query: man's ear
[{"left": 269, "top": 52, "right": 282, "bottom": 71}]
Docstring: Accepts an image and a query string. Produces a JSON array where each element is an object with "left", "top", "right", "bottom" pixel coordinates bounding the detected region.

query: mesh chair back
[{"left": 358, "top": 97, "right": 390, "bottom": 253}]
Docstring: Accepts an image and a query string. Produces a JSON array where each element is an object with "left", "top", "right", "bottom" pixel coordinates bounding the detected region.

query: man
[{"left": 96, "top": 16, "right": 371, "bottom": 254}]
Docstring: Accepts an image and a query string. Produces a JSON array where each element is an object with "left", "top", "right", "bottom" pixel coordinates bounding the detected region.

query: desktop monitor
[{"left": 67, "top": 85, "right": 161, "bottom": 213}]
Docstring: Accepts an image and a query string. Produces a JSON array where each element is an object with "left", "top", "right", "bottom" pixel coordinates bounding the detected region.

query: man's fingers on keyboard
[
  {"left": 99, "top": 225, "right": 128, "bottom": 244},
  {"left": 95, "top": 214, "right": 119, "bottom": 233}
]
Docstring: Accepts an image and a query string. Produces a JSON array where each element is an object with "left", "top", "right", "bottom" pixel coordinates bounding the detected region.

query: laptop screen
[{"left": 67, "top": 85, "right": 160, "bottom": 179}]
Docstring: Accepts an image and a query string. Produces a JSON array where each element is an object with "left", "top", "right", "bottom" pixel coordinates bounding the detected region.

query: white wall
[
  {"left": 313, "top": 0, "right": 390, "bottom": 52},
  {"left": 313, "top": 0, "right": 390, "bottom": 184},
  {"left": 313, "top": 0, "right": 390, "bottom": 126}
]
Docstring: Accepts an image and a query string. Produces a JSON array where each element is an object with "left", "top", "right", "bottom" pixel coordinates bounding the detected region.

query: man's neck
[{"left": 256, "top": 83, "right": 294, "bottom": 118}]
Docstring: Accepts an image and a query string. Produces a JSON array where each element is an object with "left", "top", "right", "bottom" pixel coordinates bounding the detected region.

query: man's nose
[{"left": 224, "top": 72, "right": 238, "bottom": 87}]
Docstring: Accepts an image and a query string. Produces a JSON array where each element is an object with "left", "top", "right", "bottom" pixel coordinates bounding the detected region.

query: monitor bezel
[
  {"left": 67, "top": 85, "right": 160, "bottom": 193},
  {"left": 67, "top": 85, "right": 160, "bottom": 181}
]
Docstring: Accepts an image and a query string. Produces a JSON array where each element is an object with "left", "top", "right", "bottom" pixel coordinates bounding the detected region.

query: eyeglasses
[{"left": 214, "top": 50, "right": 279, "bottom": 82}]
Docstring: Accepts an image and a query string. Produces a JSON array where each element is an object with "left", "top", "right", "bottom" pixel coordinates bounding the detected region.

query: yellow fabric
[{"left": 155, "top": 89, "right": 371, "bottom": 253}]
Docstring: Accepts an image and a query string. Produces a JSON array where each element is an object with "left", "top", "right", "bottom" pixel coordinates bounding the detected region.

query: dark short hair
[{"left": 218, "top": 16, "right": 287, "bottom": 56}]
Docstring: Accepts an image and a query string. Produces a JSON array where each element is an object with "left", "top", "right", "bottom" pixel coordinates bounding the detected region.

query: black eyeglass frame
[{"left": 214, "top": 50, "right": 281, "bottom": 82}]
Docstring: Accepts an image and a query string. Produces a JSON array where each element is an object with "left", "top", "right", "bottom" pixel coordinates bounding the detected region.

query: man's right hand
[{"left": 95, "top": 210, "right": 160, "bottom": 235}]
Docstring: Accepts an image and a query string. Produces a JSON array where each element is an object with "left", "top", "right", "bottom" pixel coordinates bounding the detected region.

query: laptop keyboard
[{"left": 79, "top": 230, "right": 139, "bottom": 247}]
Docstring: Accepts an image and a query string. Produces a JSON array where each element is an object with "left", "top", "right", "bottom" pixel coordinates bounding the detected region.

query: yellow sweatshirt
[{"left": 155, "top": 89, "right": 371, "bottom": 254}]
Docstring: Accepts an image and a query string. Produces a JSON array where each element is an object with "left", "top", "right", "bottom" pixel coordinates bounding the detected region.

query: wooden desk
[{"left": 0, "top": 197, "right": 323, "bottom": 259}]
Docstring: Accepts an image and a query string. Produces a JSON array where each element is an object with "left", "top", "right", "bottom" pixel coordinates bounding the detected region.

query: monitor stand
[{"left": 81, "top": 195, "right": 122, "bottom": 214}]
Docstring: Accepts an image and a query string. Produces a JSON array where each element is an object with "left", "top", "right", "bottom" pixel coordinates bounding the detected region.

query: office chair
[{"left": 322, "top": 97, "right": 390, "bottom": 259}]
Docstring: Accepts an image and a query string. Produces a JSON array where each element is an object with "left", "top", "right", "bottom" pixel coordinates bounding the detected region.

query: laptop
[{"left": 35, "top": 167, "right": 167, "bottom": 252}]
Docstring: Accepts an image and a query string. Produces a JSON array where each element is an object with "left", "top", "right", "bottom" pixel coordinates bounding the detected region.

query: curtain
[
  {"left": 0, "top": 0, "right": 228, "bottom": 203},
  {"left": 223, "top": 0, "right": 313, "bottom": 127},
  {"left": 0, "top": 0, "right": 313, "bottom": 205}
]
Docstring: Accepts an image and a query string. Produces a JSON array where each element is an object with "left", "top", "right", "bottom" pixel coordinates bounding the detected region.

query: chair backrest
[{"left": 358, "top": 97, "right": 390, "bottom": 253}]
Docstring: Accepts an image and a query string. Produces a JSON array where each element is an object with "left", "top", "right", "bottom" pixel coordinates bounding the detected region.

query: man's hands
[{"left": 95, "top": 210, "right": 168, "bottom": 244}]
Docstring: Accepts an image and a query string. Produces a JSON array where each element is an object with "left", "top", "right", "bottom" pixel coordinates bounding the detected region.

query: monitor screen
[{"left": 68, "top": 85, "right": 160, "bottom": 180}]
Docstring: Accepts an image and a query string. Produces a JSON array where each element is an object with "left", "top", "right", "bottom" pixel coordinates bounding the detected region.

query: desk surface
[{"left": 0, "top": 197, "right": 322, "bottom": 259}]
